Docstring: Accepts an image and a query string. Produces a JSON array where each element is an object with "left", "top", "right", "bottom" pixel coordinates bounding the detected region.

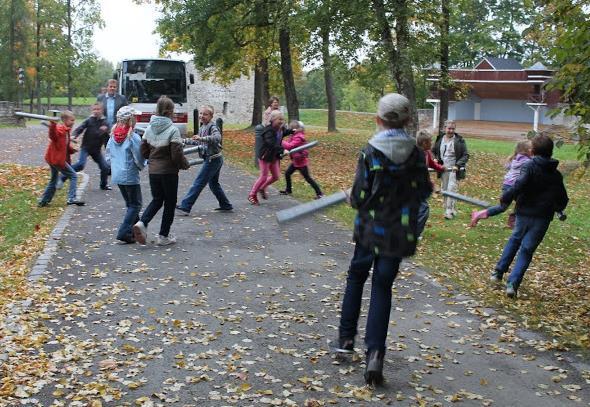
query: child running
[
  {"left": 471, "top": 140, "right": 532, "bottom": 227},
  {"left": 279, "top": 120, "right": 323, "bottom": 199},
  {"left": 490, "top": 134, "right": 568, "bottom": 298},
  {"left": 416, "top": 130, "right": 445, "bottom": 237},
  {"left": 133, "top": 96, "right": 190, "bottom": 246},
  {"left": 107, "top": 106, "right": 144, "bottom": 244},
  {"left": 38, "top": 111, "right": 85, "bottom": 207}
]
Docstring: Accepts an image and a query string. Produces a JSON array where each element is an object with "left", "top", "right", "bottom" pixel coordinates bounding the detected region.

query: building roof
[
  {"left": 476, "top": 57, "right": 523, "bottom": 70},
  {"left": 526, "top": 62, "right": 549, "bottom": 70}
]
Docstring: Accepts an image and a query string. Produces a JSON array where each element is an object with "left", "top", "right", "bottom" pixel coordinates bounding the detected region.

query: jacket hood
[
  {"left": 533, "top": 155, "right": 559, "bottom": 170},
  {"left": 149, "top": 115, "right": 173, "bottom": 134},
  {"left": 368, "top": 128, "right": 415, "bottom": 164}
]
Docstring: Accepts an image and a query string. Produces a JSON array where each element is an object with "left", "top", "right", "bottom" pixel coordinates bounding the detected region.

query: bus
[{"left": 116, "top": 59, "right": 194, "bottom": 136}]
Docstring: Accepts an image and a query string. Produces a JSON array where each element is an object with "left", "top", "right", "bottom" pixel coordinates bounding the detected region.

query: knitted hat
[
  {"left": 377, "top": 93, "right": 410, "bottom": 124},
  {"left": 116, "top": 106, "right": 139, "bottom": 121}
]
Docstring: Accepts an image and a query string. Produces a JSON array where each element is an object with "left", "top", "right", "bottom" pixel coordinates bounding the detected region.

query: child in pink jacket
[{"left": 280, "top": 121, "right": 323, "bottom": 199}]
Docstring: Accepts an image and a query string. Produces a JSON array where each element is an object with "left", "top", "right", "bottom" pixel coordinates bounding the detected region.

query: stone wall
[
  {"left": 0, "top": 101, "right": 25, "bottom": 126},
  {"left": 186, "top": 62, "right": 254, "bottom": 124},
  {"left": 41, "top": 105, "right": 92, "bottom": 117}
]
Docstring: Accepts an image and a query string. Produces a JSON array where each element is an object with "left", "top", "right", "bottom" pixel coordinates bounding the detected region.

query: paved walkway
[{"left": 1, "top": 125, "right": 589, "bottom": 406}]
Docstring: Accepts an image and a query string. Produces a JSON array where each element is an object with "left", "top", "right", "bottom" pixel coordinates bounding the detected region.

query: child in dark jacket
[
  {"left": 491, "top": 134, "right": 568, "bottom": 298},
  {"left": 332, "top": 94, "right": 431, "bottom": 386},
  {"left": 280, "top": 120, "right": 323, "bottom": 199},
  {"left": 39, "top": 111, "right": 85, "bottom": 207},
  {"left": 65, "top": 103, "right": 111, "bottom": 190},
  {"left": 471, "top": 140, "right": 531, "bottom": 227}
]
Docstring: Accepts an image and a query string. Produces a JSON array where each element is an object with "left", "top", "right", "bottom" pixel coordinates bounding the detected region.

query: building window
[{"left": 223, "top": 102, "right": 228, "bottom": 115}]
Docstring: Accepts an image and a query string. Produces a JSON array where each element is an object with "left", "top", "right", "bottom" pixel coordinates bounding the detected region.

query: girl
[
  {"left": 107, "top": 106, "right": 144, "bottom": 244},
  {"left": 248, "top": 110, "right": 292, "bottom": 205},
  {"left": 280, "top": 120, "right": 323, "bottom": 199},
  {"left": 133, "top": 96, "right": 190, "bottom": 245},
  {"left": 470, "top": 140, "right": 532, "bottom": 227}
]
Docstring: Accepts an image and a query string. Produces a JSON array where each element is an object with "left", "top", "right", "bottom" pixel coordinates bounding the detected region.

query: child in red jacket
[
  {"left": 416, "top": 130, "right": 445, "bottom": 237},
  {"left": 279, "top": 120, "right": 323, "bottom": 199},
  {"left": 39, "top": 111, "right": 85, "bottom": 207}
]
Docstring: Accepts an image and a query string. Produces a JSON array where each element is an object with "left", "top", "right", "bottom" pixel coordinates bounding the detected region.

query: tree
[{"left": 0, "top": 0, "right": 31, "bottom": 101}]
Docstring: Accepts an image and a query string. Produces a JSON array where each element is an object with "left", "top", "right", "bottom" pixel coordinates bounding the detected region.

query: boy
[
  {"left": 332, "top": 93, "right": 431, "bottom": 386},
  {"left": 39, "top": 111, "right": 85, "bottom": 207},
  {"left": 176, "top": 105, "right": 233, "bottom": 215},
  {"left": 416, "top": 130, "right": 445, "bottom": 237},
  {"left": 61, "top": 103, "right": 111, "bottom": 190},
  {"left": 491, "top": 134, "right": 568, "bottom": 298}
]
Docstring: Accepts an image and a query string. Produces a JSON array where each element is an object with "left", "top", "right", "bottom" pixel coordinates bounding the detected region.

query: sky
[{"left": 93, "top": 0, "right": 165, "bottom": 65}]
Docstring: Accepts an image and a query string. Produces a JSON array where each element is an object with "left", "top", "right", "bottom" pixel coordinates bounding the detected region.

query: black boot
[{"left": 364, "top": 349, "right": 384, "bottom": 386}]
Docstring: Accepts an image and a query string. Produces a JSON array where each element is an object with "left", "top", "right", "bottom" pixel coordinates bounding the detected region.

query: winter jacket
[
  {"left": 432, "top": 133, "right": 469, "bottom": 179},
  {"left": 73, "top": 115, "right": 109, "bottom": 153},
  {"left": 282, "top": 131, "right": 309, "bottom": 168},
  {"left": 501, "top": 156, "right": 568, "bottom": 219},
  {"left": 184, "top": 122, "right": 222, "bottom": 158},
  {"left": 107, "top": 131, "right": 145, "bottom": 185},
  {"left": 424, "top": 149, "right": 445, "bottom": 173},
  {"left": 44, "top": 122, "right": 75, "bottom": 169},
  {"left": 258, "top": 125, "right": 293, "bottom": 163},
  {"left": 503, "top": 153, "right": 531, "bottom": 186},
  {"left": 140, "top": 115, "right": 189, "bottom": 174},
  {"left": 351, "top": 128, "right": 432, "bottom": 258}
]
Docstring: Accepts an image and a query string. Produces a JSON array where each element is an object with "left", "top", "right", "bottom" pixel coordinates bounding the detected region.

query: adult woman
[
  {"left": 262, "top": 96, "right": 280, "bottom": 126},
  {"left": 248, "top": 110, "right": 292, "bottom": 205}
]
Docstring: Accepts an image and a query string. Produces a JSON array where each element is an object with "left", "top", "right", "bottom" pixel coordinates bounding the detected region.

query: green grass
[
  {"left": 23, "top": 97, "right": 96, "bottom": 106},
  {"left": 466, "top": 137, "right": 580, "bottom": 162}
]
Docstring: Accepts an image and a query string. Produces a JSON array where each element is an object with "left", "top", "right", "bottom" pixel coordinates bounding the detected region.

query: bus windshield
[{"left": 122, "top": 60, "right": 187, "bottom": 104}]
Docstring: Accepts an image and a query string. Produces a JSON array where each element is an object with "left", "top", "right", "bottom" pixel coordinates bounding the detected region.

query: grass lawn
[
  {"left": 223, "top": 127, "right": 590, "bottom": 349},
  {"left": 0, "top": 164, "right": 65, "bottom": 310},
  {"left": 23, "top": 97, "right": 96, "bottom": 106}
]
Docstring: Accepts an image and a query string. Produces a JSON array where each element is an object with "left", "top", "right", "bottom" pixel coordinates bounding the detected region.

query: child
[
  {"left": 491, "top": 134, "right": 568, "bottom": 298},
  {"left": 176, "top": 105, "right": 233, "bottom": 215},
  {"left": 133, "top": 96, "right": 189, "bottom": 246},
  {"left": 64, "top": 103, "right": 111, "bottom": 190},
  {"left": 416, "top": 130, "right": 445, "bottom": 237},
  {"left": 471, "top": 140, "right": 532, "bottom": 227},
  {"left": 279, "top": 120, "right": 323, "bottom": 199},
  {"left": 107, "top": 106, "right": 144, "bottom": 244},
  {"left": 38, "top": 111, "right": 85, "bottom": 207},
  {"left": 332, "top": 93, "right": 431, "bottom": 386}
]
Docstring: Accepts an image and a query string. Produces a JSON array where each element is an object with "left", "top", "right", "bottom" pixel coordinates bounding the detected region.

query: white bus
[{"left": 116, "top": 58, "right": 194, "bottom": 136}]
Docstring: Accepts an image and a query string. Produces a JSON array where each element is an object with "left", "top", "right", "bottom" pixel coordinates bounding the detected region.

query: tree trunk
[
  {"left": 278, "top": 27, "right": 299, "bottom": 121},
  {"left": 320, "top": 26, "right": 337, "bottom": 132},
  {"left": 67, "top": 0, "right": 73, "bottom": 110},
  {"left": 371, "top": 0, "right": 418, "bottom": 136},
  {"left": 250, "top": 58, "right": 267, "bottom": 127},
  {"left": 35, "top": 0, "right": 41, "bottom": 114},
  {"left": 438, "top": 0, "right": 450, "bottom": 133},
  {"left": 262, "top": 57, "right": 270, "bottom": 107},
  {"left": 8, "top": 0, "right": 17, "bottom": 101}
]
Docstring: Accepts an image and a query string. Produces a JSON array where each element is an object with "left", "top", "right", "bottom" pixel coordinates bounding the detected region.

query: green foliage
[{"left": 341, "top": 80, "right": 378, "bottom": 113}]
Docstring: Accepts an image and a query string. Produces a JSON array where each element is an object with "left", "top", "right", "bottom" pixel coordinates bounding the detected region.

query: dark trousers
[
  {"left": 284, "top": 164, "right": 322, "bottom": 196},
  {"left": 117, "top": 184, "right": 142, "bottom": 241},
  {"left": 64, "top": 147, "right": 110, "bottom": 188},
  {"left": 141, "top": 174, "right": 179, "bottom": 237},
  {"left": 416, "top": 199, "right": 430, "bottom": 238},
  {"left": 339, "top": 244, "right": 401, "bottom": 353}
]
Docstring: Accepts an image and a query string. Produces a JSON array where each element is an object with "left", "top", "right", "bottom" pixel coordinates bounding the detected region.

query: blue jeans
[
  {"left": 117, "top": 184, "right": 142, "bottom": 241},
  {"left": 178, "top": 156, "right": 232, "bottom": 212},
  {"left": 416, "top": 199, "right": 430, "bottom": 238},
  {"left": 65, "top": 148, "right": 110, "bottom": 188},
  {"left": 495, "top": 215, "right": 551, "bottom": 289},
  {"left": 339, "top": 244, "right": 401, "bottom": 353},
  {"left": 487, "top": 184, "right": 511, "bottom": 217},
  {"left": 40, "top": 164, "right": 77, "bottom": 204}
]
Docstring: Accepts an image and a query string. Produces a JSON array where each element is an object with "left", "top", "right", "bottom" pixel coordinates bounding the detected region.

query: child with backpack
[
  {"left": 471, "top": 140, "right": 532, "bottom": 227},
  {"left": 279, "top": 120, "right": 323, "bottom": 199},
  {"left": 176, "top": 105, "right": 233, "bottom": 215}
]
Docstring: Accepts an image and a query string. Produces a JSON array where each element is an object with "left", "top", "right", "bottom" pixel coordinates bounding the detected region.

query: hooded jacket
[
  {"left": 44, "top": 122, "right": 75, "bottom": 168},
  {"left": 282, "top": 131, "right": 309, "bottom": 168},
  {"left": 501, "top": 156, "right": 568, "bottom": 219},
  {"left": 258, "top": 125, "right": 294, "bottom": 162},
  {"left": 351, "top": 128, "right": 432, "bottom": 257},
  {"left": 432, "top": 132, "right": 469, "bottom": 179},
  {"left": 73, "top": 115, "right": 109, "bottom": 153},
  {"left": 503, "top": 153, "right": 531, "bottom": 186},
  {"left": 107, "top": 130, "right": 145, "bottom": 185},
  {"left": 140, "top": 115, "right": 189, "bottom": 174}
]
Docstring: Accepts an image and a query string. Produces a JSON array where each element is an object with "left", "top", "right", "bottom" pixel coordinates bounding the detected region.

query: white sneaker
[
  {"left": 157, "top": 234, "right": 176, "bottom": 246},
  {"left": 133, "top": 221, "right": 147, "bottom": 245}
]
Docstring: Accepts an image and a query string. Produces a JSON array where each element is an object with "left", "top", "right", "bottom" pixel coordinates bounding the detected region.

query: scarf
[{"left": 113, "top": 125, "right": 132, "bottom": 143}]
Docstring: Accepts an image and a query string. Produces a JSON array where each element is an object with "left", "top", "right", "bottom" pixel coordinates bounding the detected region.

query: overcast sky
[{"left": 93, "top": 0, "right": 166, "bottom": 65}]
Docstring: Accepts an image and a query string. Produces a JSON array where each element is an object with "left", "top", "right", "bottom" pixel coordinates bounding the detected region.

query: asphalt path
[{"left": 1, "top": 124, "right": 589, "bottom": 406}]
